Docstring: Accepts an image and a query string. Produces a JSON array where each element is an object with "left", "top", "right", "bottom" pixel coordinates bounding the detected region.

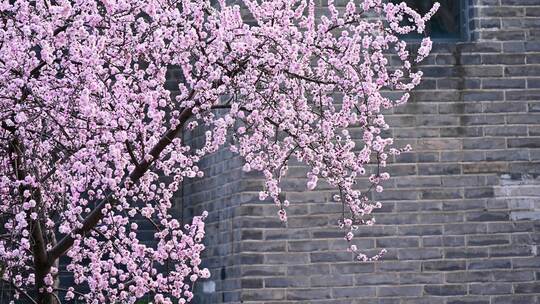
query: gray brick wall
[{"left": 180, "top": 0, "right": 540, "bottom": 303}]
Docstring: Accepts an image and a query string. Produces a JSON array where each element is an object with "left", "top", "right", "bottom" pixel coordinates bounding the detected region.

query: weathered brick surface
[{"left": 180, "top": 0, "right": 540, "bottom": 303}]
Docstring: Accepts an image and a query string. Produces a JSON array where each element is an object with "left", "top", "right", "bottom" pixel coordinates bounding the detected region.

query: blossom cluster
[{"left": 0, "top": 0, "right": 437, "bottom": 302}]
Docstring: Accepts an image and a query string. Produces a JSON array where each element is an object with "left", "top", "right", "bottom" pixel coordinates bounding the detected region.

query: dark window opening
[{"left": 390, "top": 0, "right": 466, "bottom": 40}]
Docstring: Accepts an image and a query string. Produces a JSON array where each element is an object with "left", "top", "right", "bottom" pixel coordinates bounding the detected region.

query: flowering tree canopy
[{"left": 0, "top": 0, "right": 437, "bottom": 303}]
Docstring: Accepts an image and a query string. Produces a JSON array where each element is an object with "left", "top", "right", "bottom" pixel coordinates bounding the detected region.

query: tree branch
[{"left": 49, "top": 58, "right": 248, "bottom": 264}]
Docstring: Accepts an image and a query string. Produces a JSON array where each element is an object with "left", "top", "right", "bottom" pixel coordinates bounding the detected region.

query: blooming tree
[{"left": 0, "top": 0, "right": 438, "bottom": 303}]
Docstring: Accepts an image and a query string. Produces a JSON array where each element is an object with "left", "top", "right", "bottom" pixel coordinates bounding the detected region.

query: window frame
[{"left": 391, "top": 0, "right": 469, "bottom": 43}]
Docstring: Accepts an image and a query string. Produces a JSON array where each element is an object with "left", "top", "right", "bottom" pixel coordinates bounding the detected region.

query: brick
[
  {"left": 377, "top": 286, "right": 422, "bottom": 297},
  {"left": 416, "top": 139, "right": 461, "bottom": 150},
  {"left": 510, "top": 211, "right": 540, "bottom": 221},
  {"left": 265, "top": 253, "right": 309, "bottom": 264},
  {"left": 397, "top": 248, "right": 443, "bottom": 260},
  {"left": 310, "top": 275, "right": 353, "bottom": 287},
  {"left": 487, "top": 198, "right": 510, "bottom": 209},
  {"left": 355, "top": 273, "right": 399, "bottom": 286},
  {"left": 465, "top": 187, "right": 495, "bottom": 198},
  {"left": 394, "top": 128, "right": 439, "bottom": 138},
  {"left": 265, "top": 229, "right": 311, "bottom": 240},
  {"left": 376, "top": 237, "right": 419, "bottom": 248},
  {"left": 286, "top": 216, "right": 329, "bottom": 228},
  {"left": 483, "top": 54, "right": 525, "bottom": 64},
  {"left": 486, "top": 150, "right": 530, "bottom": 161},
  {"left": 394, "top": 103, "right": 437, "bottom": 114},
  {"left": 417, "top": 213, "right": 464, "bottom": 224},
  {"left": 460, "top": 42, "right": 502, "bottom": 53},
  {"left": 506, "top": 65, "right": 540, "bottom": 77},
  {"left": 460, "top": 114, "right": 505, "bottom": 125},
  {"left": 482, "top": 78, "right": 526, "bottom": 89},
  {"left": 492, "top": 295, "right": 539, "bottom": 304},
  {"left": 513, "top": 257, "right": 540, "bottom": 269},
  {"left": 463, "top": 138, "right": 506, "bottom": 150},
  {"left": 467, "top": 234, "right": 510, "bottom": 246},
  {"left": 421, "top": 66, "right": 461, "bottom": 77},
  {"left": 488, "top": 222, "right": 535, "bottom": 234},
  {"left": 442, "top": 236, "right": 466, "bottom": 247},
  {"left": 527, "top": 7, "right": 540, "bottom": 17},
  {"left": 241, "top": 290, "right": 285, "bottom": 301},
  {"left": 399, "top": 273, "right": 444, "bottom": 284},
  {"left": 503, "top": 41, "right": 525, "bottom": 53},
  {"left": 508, "top": 162, "right": 540, "bottom": 175},
  {"left": 514, "top": 283, "right": 540, "bottom": 294},
  {"left": 330, "top": 263, "right": 374, "bottom": 274},
  {"left": 470, "top": 283, "right": 513, "bottom": 295},
  {"left": 265, "top": 277, "right": 310, "bottom": 288},
  {"left": 238, "top": 253, "right": 265, "bottom": 265},
  {"left": 377, "top": 261, "right": 421, "bottom": 272},
  {"left": 375, "top": 189, "right": 419, "bottom": 201},
  {"left": 490, "top": 245, "right": 534, "bottom": 257},
  {"left": 241, "top": 241, "right": 286, "bottom": 252},
  {"left": 440, "top": 151, "right": 485, "bottom": 162},
  {"left": 462, "top": 91, "right": 504, "bottom": 102},
  {"left": 463, "top": 162, "right": 508, "bottom": 174},
  {"left": 438, "top": 78, "right": 481, "bottom": 90},
  {"left": 355, "top": 299, "right": 380, "bottom": 304},
  {"left": 440, "top": 127, "right": 483, "bottom": 137},
  {"left": 511, "top": 234, "right": 536, "bottom": 245},
  {"left": 386, "top": 164, "right": 417, "bottom": 176},
  {"left": 242, "top": 265, "right": 287, "bottom": 277},
  {"left": 526, "top": 42, "right": 540, "bottom": 52},
  {"left": 421, "top": 189, "right": 462, "bottom": 200},
  {"left": 492, "top": 270, "right": 535, "bottom": 282},
  {"left": 468, "top": 259, "right": 512, "bottom": 270},
  {"left": 442, "top": 176, "right": 484, "bottom": 187},
  {"left": 502, "top": 0, "right": 540, "bottom": 4},
  {"left": 396, "top": 201, "right": 443, "bottom": 212},
  {"left": 530, "top": 126, "right": 540, "bottom": 136},
  {"left": 395, "top": 176, "right": 442, "bottom": 188},
  {"left": 482, "top": 30, "right": 526, "bottom": 41},
  {"left": 401, "top": 298, "right": 448, "bottom": 304},
  {"left": 445, "top": 223, "right": 488, "bottom": 235},
  {"left": 310, "top": 252, "right": 352, "bottom": 263},
  {"left": 288, "top": 264, "right": 330, "bottom": 276},
  {"left": 423, "top": 260, "right": 466, "bottom": 271},
  {"left": 411, "top": 91, "right": 460, "bottom": 102},
  {"left": 466, "top": 211, "right": 509, "bottom": 222},
  {"left": 353, "top": 226, "right": 398, "bottom": 237},
  {"left": 398, "top": 225, "right": 443, "bottom": 236},
  {"left": 529, "top": 102, "right": 540, "bottom": 112},
  {"left": 418, "top": 164, "right": 461, "bottom": 175},
  {"left": 332, "top": 287, "right": 376, "bottom": 298},
  {"left": 288, "top": 240, "right": 329, "bottom": 252},
  {"left": 424, "top": 285, "right": 467, "bottom": 296},
  {"left": 375, "top": 213, "right": 419, "bottom": 225},
  {"left": 447, "top": 297, "right": 490, "bottom": 304},
  {"left": 241, "top": 278, "right": 263, "bottom": 288},
  {"left": 485, "top": 126, "right": 527, "bottom": 136},
  {"left": 446, "top": 271, "right": 492, "bottom": 283},
  {"left": 507, "top": 90, "right": 540, "bottom": 101},
  {"left": 417, "top": 115, "right": 460, "bottom": 126},
  {"left": 286, "top": 289, "right": 331, "bottom": 300},
  {"left": 482, "top": 7, "right": 525, "bottom": 18},
  {"left": 508, "top": 138, "right": 540, "bottom": 148},
  {"left": 445, "top": 247, "right": 489, "bottom": 259},
  {"left": 241, "top": 230, "right": 263, "bottom": 240}
]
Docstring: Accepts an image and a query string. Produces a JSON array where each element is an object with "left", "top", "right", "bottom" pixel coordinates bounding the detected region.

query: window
[{"left": 390, "top": 0, "right": 467, "bottom": 40}]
